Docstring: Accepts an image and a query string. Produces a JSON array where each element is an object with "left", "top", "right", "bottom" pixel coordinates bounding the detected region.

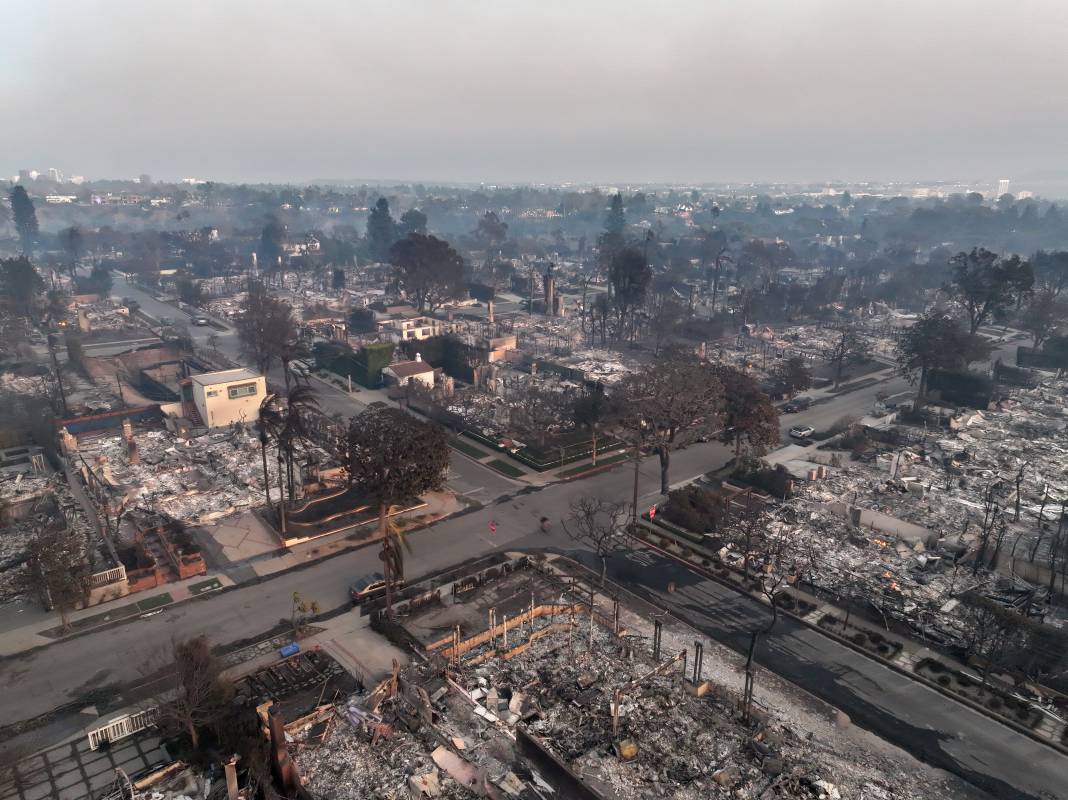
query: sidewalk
[
  {"left": 0, "top": 572, "right": 234, "bottom": 657},
  {"left": 0, "top": 490, "right": 466, "bottom": 658}
]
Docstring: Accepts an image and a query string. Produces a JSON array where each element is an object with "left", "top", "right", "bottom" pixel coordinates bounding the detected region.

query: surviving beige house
[
  {"left": 189, "top": 369, "right": 266, "bottom": 428},
  {"left": 381, "top": 355, "right": 436, "bottom": 389}
]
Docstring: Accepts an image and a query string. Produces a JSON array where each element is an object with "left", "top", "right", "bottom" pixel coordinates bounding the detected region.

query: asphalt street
[{"left": 601, "top": 548, "right": 1066, "bottom": 800}]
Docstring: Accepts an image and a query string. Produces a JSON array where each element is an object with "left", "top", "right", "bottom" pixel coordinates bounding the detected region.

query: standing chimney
[
  {"left": 487, "top": 299, "right": 495, "bottom": 324},
  {"left": 223, "top": 755, "right": 240, "bottom": 800}
]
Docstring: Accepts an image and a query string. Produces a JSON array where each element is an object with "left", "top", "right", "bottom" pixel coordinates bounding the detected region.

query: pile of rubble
[
  {"left": 562, "top": 347, "right": 640, "bottom": 384},
  {"left": 0, "top": 471, "right": 99, "bottom": 601},
  {"left": 291, "top": 711, "right": 471, "bottom": 800},
  {"left": 289, "top": 591, "right": 964, "bottom": 800},
  {"left": 74, "top": 425, "right": 327, "bottom": 525}
]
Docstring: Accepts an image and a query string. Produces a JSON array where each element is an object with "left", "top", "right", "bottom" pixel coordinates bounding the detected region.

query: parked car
[
  {"left": 191, "top": 316, "right": 209, "bottom": 326},
  {"left": 789, "top": 425, "right": 815, "bottom": 439},
  {"left": 349, "top": 572, "right": 403, "bottom": 604},
  {"left": 782, "top": 396, "right": 813, "bottom": 413}
]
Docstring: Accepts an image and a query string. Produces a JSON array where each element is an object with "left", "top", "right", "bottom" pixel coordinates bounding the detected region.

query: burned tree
[
  {"left": 235, "top": 281, "right": 298, "bottom": 374},
  {"left": 570, "top": 385, "right": 618, "bottom": 466},
  {"left": 23, "top": 526, "right": 93, "bottom": 631},
  {"left": 736, "top": 505, "right": 811, "bottom": 722},
  {"left": 713, "top": 365, "right": 779, "bottom": 458},
  {"left": 825, "top": 326, "right": 870, "bottom": 390},
  {"left": 156, "top": 635, "right": 234, "bottom": 752},
  {"left": 347, "top": 407, "right": 450, "bottom": 617},
  {"left": 509, "top": 379, "right": 573, "bottom": 449},
  {"left": 562, "top": 497, "right": 629, "bottom": 584},
  {"left": 609, "top": 247, "right": 651, "bottom": 341},
  {"left": 619, "top": 358, "right": 723, "bottom": 496},
  {"left": 772, "top": 355, "right": 811, "bottom": 398},
  {"left": 958, "top": 593, "right": 1028, "bottom": 688}
]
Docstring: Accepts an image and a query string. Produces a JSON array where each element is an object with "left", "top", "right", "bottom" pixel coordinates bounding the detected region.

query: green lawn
[
  {"left": 188, "top": 578, "right": 222, "bottom": 596},
  {"left": 487, "top": 458, "right": 526, "bottom": 478},
  {"left": 556, "top": 451, "right": 629, "bottom": 478},
  {"left": 136, "top": 593, "right": 174, "bottom": 613},
  {"left": 451, "top": 437, "right": 489, "bottom": 460}
]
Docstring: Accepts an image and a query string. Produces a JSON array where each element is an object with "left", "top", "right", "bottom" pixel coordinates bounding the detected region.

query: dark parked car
[
  {"left": 782, "top": 396, "right": 813, "bottom": 413},
  {"left": 349, "top": 572, "right": 403, "bottom": 604}
]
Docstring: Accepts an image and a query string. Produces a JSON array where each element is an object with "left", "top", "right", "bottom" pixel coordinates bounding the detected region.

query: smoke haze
[{"left": 3, "top": 0, "right": 1066, "bottom": 184}]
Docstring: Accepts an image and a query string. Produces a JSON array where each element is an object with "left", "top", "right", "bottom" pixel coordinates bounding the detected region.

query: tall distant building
[
  {"left": 47, "top": 167, "right": 63, "bottom": 182},
  {"left": 997, "top": 178, "right": 1011, "bottom": 197},
  {"left": 139, "top": 173, "right": 152, "bottom": 185},
  {"left": 17, "top": 169, "right": 31, "bottom": 183}
]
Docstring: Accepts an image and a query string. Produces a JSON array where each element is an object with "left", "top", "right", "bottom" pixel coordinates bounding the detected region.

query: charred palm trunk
[{"left": 259, "top": 434, "right": 272, "bottom": 508}]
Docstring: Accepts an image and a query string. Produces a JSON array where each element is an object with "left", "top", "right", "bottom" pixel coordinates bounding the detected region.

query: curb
[{"left": 633, "top": 532, "right": 1068, "bottom": 758}]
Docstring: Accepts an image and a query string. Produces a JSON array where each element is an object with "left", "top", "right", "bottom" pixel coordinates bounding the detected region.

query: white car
[{"left": 789, "top": 425, "right": 815, "bottom": 439}]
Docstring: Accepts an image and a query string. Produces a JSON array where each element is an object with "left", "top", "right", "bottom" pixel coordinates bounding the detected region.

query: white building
[
  {"left": 189, "top": 369, "right": 266, "bottom": 428},
  {"left": 997, "top": 179, "right": 1011, "bottom": 197},
  {"left": 376, "top": 308, "right": 455, "bottom": 342},
  {"left": 381, "top": 355, "right": 436, "bottom": 389}
]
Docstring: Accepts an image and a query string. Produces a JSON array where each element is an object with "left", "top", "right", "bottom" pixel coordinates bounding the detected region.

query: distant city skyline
[{"left": 3, "top": 1, "right": 1067, "bottom": 187}]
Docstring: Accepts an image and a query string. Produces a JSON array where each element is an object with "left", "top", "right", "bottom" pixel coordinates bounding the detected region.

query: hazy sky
[{"left": 3, "top": 0, "right": 1067, "bottom": 185}]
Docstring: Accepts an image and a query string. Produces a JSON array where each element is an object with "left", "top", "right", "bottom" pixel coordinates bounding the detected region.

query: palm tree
[
  {"left": 276, "top": 385, "right": 320, "bottom": 501},
  {"left": 381, "top": 504, "right": 412, "bottom": 615},
  {"left": 280, "top": 339, "right": 311, "bottom": 391},
  {"left": 257, "top": 393, "right": 284, "bottom": 509}
]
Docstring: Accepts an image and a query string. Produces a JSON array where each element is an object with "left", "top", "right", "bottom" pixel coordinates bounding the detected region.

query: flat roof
[{"left": 189, "top": 368, "right": 261, "bottom": 386}]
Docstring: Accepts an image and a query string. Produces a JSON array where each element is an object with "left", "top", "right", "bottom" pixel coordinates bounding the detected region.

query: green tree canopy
[
  {"left": 895, "top": 311, "right": 991, "bottom": 399},
  {"left": 367, "top": 197, "right": 397, "bottom": 262},
  {"left": 1, "top": 256, "right": 45, "bottom": 319},
  {"left": 10, "top": 185, "right": 39, "bottom": 256},
  {"left": 389, "top": 233, "right": 465, "bottom": 313}
]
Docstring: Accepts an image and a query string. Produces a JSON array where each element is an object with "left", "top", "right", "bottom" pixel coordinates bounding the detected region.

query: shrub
[
  {"left": 988, "top": 697, "right": 1002, "bottom": 711},
  {"left": 731, "top": 462, "right": 794, "bottom": 499},
  {"left": 661, "top": 485, "right": 728, "bottom": 533},
  {"left": 852, "top": 633, "right": 867, "bottom": 646},
  {"left": 937, "top": 675, "right": 952, "bottom": 687}
]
